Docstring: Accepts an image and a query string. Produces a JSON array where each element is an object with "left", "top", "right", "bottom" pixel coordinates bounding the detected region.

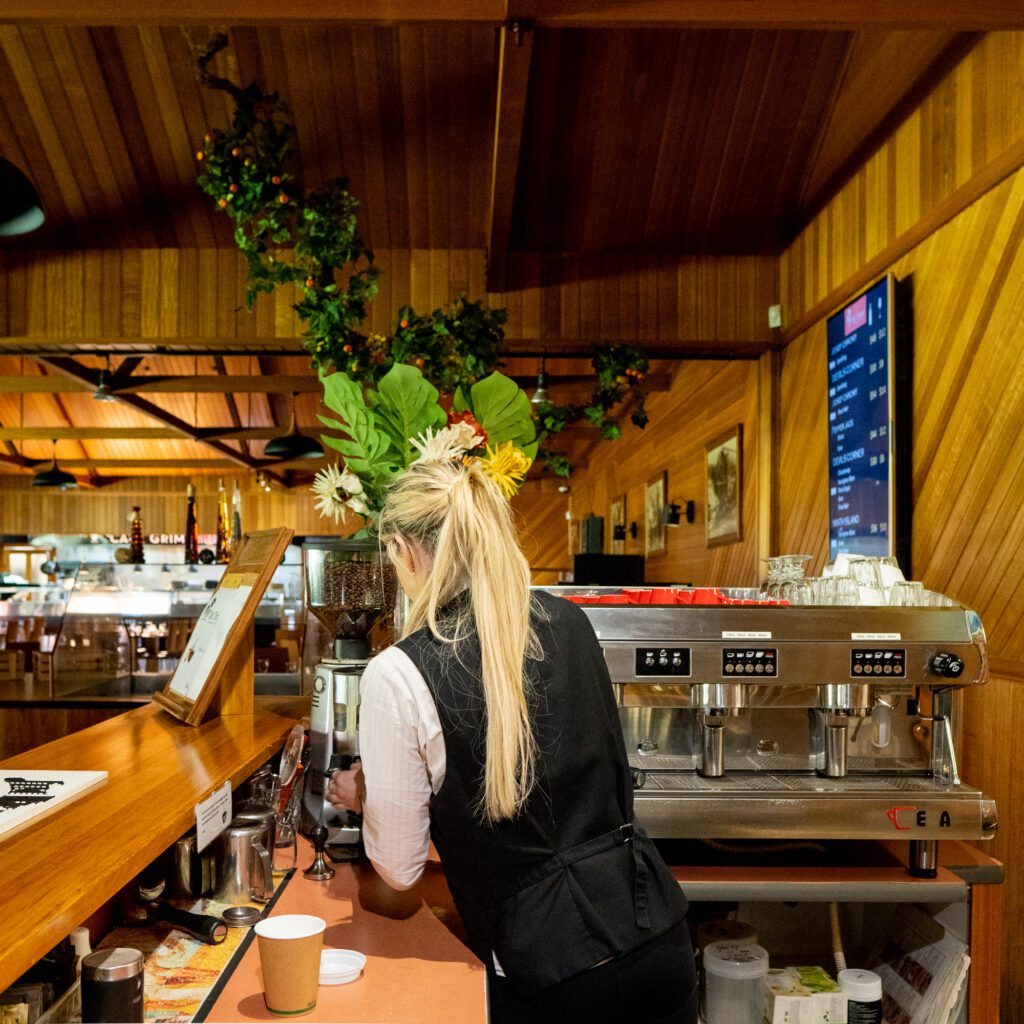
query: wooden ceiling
[
  {"left": 0, "top": 2, "right": 1015, "bottom": 484},
  {"left": 0, "top": 23, "right": 978, "bottom": 255}
]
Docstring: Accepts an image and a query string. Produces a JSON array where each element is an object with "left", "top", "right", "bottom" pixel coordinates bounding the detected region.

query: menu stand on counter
[{"left": 153, "top": 528, "right": 293, "bottom": 725}]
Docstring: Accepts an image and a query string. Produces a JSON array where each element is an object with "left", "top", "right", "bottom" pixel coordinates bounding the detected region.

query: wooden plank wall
[
  {"left": 0, "top": 249, "right": 776, "bottom": 346},
  {"left": 775, "top": 34, "right": 1024, "bottom": 1012},
  {"left": 565, "top": 359, "right": 761, "bottom": 587}
]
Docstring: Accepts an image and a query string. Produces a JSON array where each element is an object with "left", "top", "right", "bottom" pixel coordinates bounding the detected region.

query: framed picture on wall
[
  {"left": 644, "top": 473, "right": 667, "bottom": 556},
  {"left": 610, "top": 494, "right": 626, "bottom": 554},
  {"left": 706, "top": 425, "right": 742, "bottom": 548}
]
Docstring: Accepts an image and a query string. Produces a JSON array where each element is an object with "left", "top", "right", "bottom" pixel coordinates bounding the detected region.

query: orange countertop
[
  {"left": 0, "top": 702, "right": 300, "bottom": 993},
  {"left": 205, "top": 852, "right": 487, "bottom": 1024}
]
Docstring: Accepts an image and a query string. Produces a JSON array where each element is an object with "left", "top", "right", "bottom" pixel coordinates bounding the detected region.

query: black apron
[{"left": 397, "top": 589, "right": 687, "bottom": 996}]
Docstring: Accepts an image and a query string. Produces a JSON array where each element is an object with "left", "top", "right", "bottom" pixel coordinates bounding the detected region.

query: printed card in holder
[
  {"left": 154, "top": 528, "right": 293, "bottom": 725},
  {"left": 195, "top": 780, "right": 233, "bottom": 853}
]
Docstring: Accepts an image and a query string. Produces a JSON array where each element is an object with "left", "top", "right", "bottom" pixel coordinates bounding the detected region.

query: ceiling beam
[
  {"left": 1, "top": 0, "right": 1019, "bottom": 27},
  {"left": 31, "top": 357, "right": 288, "bottom": 485},
  {"left": 213, "top": 356, "right": 251, "bottom": 458},
  {"left": 0, "top": 427, "right": 312, "bottom": 441},
  {"left": 0, "top": 369, "right": 674, "bottom": 395},
  {"left": 0, "top": 337, "right": 773, "bottom": 359},
  {"left": 14, "top": 458, "right": 329, "bottom": 470},
  {"left": 533, "top": 0, "right": 1024, "bottom": 29},
  {"left": 485, "top": 15, "right": 535, "bottom": 293}
]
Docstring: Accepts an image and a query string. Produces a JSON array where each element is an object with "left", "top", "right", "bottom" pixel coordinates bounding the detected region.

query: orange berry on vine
[
  {"left": 278, "top": 194, "right": 289, "bottom": 204},
  {"left": 229, "top": 183, "right": 239, "bottom": 193},
  {"left": 271, "top": 175, "right": 282, "bottom": 185},
  {"left": 203, "top": 133, "right": 212, "bottom": 143},
  {"left": 400, "top": 319, "right": 409, "bottom": 329},
  {"left": 231, "top": 147, "right": 241, "bottom": 157},
  {"left": 414, "top": 357, "right": 425, "bottom": 368},
  {"left": 218, "top": 198, "right": 228, "bottom": 208},
  {"left": 305, "top": 277, "right": 315, "bottom": 288},
  {"left": 195, "top": 150, "right": 205, "bottom": 161},
  {"left": 342, "top": 344, "right": 353, "bottom": 354}
]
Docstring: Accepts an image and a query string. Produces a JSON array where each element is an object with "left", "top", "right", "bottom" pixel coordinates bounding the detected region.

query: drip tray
[{"left": 638, "top": 774, "right": 954, "bottom": 794}]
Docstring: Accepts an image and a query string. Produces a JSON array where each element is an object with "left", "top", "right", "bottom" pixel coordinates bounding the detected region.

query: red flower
[{"left": 447, "top": 409, "right": 488, "bottom": 448}]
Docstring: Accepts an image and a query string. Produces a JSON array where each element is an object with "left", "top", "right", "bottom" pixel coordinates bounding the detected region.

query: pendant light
[
  {"left": 32, "top": 439, "right": 78, "bottom": 490},
  {"left": 93, "top": 355, "right": 116, "bottom": 402},
  {"left": 530, "top": 357, "right": 550, "bottom": 405},
  {"left": 264, "top": 392, "right": 323, "bottom": 460},
  {"left": 0, "top": 158, "right": 45, "bottom": 237}
]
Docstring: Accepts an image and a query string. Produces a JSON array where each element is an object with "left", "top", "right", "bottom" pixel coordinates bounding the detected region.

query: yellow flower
[{"left": 478, "top": 442, "right": 532, "bottom": 499}]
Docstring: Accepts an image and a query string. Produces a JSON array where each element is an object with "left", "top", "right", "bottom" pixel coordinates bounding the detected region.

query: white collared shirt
[{"left": 358, "top": 646, "right": 446, "bottom": 890}]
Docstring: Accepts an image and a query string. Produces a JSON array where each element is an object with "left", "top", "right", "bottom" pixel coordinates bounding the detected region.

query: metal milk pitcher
[{"left": 213, "top": 820, "right": 273, "bottom": 905}]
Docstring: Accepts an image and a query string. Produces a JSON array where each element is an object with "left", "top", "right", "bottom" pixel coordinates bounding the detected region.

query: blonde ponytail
[{"left": 377, "top": 459, "right": 539, "bottom": 822}]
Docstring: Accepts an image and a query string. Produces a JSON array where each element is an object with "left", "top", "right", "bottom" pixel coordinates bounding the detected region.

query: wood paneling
[
  {"left": 0, "top": 249, "right": 777, "bottom": 347},
  {"left": 0, "top": 25, "right": 496, "bottom": 250},
  {"left": 780, "top": 31, "right": 1024, "bottom": 328},
  {"left": 566, "top": 359, "right": 761, "bottom": 587},
  {"left": 0, "top": 703, "right": 129, "bottom": 759},
  {"left": 0, "top": 24, "right": 973, "bottom": 257},
  {"left": 774, "top": 110, "right": 1024, "bottom": 1024}
]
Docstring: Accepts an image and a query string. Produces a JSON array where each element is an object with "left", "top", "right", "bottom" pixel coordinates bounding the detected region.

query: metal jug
[
  {"left": 165, "top": 831, "right": 215, "bottom": 899},
  {"left": 213, "top": 820, "right": 273, "bottom": 905}
]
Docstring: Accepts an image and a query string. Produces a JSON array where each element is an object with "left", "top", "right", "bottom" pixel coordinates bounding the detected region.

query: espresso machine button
[{"left": 931, "top": 652, "right": 964, "bottom": 678}]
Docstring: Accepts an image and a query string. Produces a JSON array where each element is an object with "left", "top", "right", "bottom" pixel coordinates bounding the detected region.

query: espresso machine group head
[{"left": 302, "top": 540, "right": 397, "bottom": 863}]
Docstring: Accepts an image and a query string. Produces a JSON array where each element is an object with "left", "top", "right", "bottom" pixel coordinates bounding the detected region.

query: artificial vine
[{"left": 191, "top": 34, "right": 649, "bottom": 476}]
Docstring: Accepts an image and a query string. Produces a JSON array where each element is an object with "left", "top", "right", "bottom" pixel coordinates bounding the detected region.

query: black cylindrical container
[{"left": 81, "top": 948, "right": 144, "bottom": 1023}]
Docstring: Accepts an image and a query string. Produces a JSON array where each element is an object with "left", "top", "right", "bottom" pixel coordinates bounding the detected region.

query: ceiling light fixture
[
  {"left": 264, "top": 392, "right": 324, "bottom": 460},
  {"left": 31, "top": 439, "right": 78, "bottom": 490},
  {"left": 530, "top": 357, "right": 550, "bottom": 406},
  {"left": 0, "top": 158, "right": 45, "bottom": 237},
  {"left": 93, "top": 356, "right": 116, "bottom": 402}
]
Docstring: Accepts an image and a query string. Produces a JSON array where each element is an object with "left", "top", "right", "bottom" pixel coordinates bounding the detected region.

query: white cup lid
[
  {"left": 703, "top": 942, "right": 769, "bottom": 979},
  {"left": 838, "top": 968, "right": 883, "bottom": 1001}
]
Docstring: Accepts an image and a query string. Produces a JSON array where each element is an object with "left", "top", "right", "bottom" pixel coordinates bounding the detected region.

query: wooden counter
[
  {"left": 0, "top": 702, "right": 300, "bottom": 993},
  {"left": 206, "top": 849, "right": 487, "bottom": 1023}
]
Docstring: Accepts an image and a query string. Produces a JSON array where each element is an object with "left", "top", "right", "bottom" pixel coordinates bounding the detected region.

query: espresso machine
[
  {"left": 302, "top": 540, "right": 396, "bottom": 871},
  {"left": 542, "top": 587, "right": 997, "bottom": 876}
]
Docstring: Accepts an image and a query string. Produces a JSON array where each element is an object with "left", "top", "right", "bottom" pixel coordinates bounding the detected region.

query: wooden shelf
[{"left": 0, "top": 701, "right": 300, "bottom": 992}]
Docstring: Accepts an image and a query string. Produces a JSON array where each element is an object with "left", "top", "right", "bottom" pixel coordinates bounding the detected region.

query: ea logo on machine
[{"left": 887, "top": 805, "right": 953, "bottom": 830}]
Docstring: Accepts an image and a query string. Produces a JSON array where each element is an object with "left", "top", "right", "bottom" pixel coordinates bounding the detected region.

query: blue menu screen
[{"left": 826, "top": 277, "right": 893, "bottom": 560}]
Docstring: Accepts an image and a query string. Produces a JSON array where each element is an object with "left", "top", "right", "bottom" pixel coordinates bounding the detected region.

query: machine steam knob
[{"left": 930, "top": 653, "right": 964, "bottom": 678}]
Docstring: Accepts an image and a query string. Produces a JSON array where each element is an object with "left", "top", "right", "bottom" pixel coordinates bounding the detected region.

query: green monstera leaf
[
  {"left": 318, "top": 370, "right": 399, "bottom": 486},
  {"left": 456, "top": 372, "right": 538, "bottom": 460},
  {"left": 367, "top": 364, "right": 446, "bottom": 466}
]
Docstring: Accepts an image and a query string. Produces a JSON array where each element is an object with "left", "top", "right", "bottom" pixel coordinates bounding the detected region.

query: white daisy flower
[
  {"left": 311, "top": 463, "right": 366, "bottom": 523},
  {"left": 410, "top": 426, "right": 467, "bottom": 465}
]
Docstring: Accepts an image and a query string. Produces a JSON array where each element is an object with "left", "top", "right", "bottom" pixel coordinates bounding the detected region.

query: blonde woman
[{"left": 326, "top": 459, "right": 697, "bottom": 1024}]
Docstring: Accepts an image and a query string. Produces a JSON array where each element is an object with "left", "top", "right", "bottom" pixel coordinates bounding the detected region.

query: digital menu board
[{"left": 826, "top": 276, "right": 895, "bottom": 560}]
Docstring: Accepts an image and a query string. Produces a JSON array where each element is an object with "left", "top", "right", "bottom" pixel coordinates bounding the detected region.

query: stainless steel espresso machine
[
  {"left": 544, "top": 588, "right": 997, "bottom": 876},
  {"left": 302, "top": 540, "right": 396, "bottom": 871}
]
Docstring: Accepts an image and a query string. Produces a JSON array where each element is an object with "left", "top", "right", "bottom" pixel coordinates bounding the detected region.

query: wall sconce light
[
  {"left": 662, "top": 500, "right": 695, "bottom": 527},
  {"left": 628, "top": 521, "right": 638, "bottom": 539}
]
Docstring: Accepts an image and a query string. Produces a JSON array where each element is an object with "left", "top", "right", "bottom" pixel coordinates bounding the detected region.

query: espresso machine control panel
[
  {"left": 635, "top": 647, "right": 690, "bottom": 676},
  {"left": 723, "top": 648, "right": 777, "bottom": 676}
]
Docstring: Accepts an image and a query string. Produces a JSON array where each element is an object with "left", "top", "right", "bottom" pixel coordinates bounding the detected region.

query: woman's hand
[{"left": 325, "top": 762, "right": 365, "bottom": 814}]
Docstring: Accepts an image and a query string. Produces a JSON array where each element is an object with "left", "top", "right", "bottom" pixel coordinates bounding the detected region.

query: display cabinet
[
  {"left": 48, "top": 561, "right": 303, "bottom": 698},
  {"left": 0, "top": 577, "right": 77, "bottom": 695}
]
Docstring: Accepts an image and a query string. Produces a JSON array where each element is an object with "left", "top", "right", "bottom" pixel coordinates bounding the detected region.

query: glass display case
[
  {"left": 45, "top": 560, "right": 304, "bottom": 698},
  {"left": 0, "top": 576, "right": 77, "bottom": 696}
]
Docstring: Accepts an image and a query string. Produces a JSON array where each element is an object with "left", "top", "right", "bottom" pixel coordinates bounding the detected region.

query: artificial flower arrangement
[{"left": 311, "top": 364, "right": 537, "bottom": 528}]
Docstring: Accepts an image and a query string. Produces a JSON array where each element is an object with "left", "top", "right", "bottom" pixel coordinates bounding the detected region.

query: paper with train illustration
[{"left": 0, "top": 770, "right": 108, "bottom": 841}]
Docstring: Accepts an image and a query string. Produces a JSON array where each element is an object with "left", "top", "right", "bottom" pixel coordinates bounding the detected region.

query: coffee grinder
[{"left": 301, "top": 539, "right": 396, "bottom": 875}]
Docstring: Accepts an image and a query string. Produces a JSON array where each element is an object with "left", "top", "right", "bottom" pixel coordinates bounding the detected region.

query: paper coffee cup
[{"left": 254, "top": 914, "right": 326, "bottom": 1016}]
